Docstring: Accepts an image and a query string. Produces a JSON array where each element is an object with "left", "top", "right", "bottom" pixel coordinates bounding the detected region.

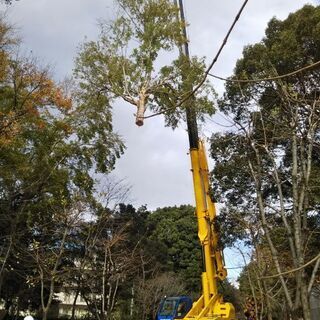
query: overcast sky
[{"left": 1, "top": 0, "right": 316, "bottom": 277}]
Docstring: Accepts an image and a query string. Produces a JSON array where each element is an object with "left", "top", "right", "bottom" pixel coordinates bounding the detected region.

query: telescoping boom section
[
  {"left": 182, "top": 140, "right": 236, "bottom": 320},
  {"left": 156, "top": 141, "right": 236, "bottom": 320}
]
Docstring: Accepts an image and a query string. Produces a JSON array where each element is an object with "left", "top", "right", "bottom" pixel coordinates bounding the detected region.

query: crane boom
[
  {"left": 157, "top": 1, "right": 236, "bottom": 319},
  {"left": 183, "top": 141, "right": 235, "bottom": 319},
  {"left": 156, "top": 1, "right": 236, "bottom": 319}
]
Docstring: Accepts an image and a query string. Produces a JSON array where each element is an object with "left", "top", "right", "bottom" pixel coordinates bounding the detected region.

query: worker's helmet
[{"left": 24, "top": 316, "right": 34, "bottom": 320}]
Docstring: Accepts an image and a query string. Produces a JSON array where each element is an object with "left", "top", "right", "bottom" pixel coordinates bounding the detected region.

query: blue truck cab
[{"left": 156, "top": 296, "right": 192, "bottom": 320}]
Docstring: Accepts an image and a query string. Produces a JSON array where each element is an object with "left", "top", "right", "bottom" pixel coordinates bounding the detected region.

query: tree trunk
[
  {"left": 40, "top": 227, "right": 68, "bottom": 320},
  {"left": 130, "top": 286, "right": 134, "bottom": 318},
  {"left": 101, "top": 246, "right": 108, "bottom": 320},
  {"left": 135, "top": 89, "right": 148, "bottom": 126},
  {"left": 42, "top": 308, "right": 48, "bottom": 320},
  {"left": 70, "top": 287, "right": 80, "bottom": 320},
  {"left": 300, "top": 278, "right": 311, "bottom": 320},
  {"left": 135, "top": 103, "right": 146, "bottom": 126},
  {"left": 248, "top": 157, "right": 293, "bottom": 310},
  {"left": 0, "top": 236, "right": 12, "bottom": 294}
]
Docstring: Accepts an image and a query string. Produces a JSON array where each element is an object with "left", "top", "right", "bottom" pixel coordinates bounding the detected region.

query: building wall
[{"left": 54, "top": 291, "right": 89, "bottom": 318}]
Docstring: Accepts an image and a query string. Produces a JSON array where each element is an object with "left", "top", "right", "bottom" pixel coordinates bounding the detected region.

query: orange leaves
[
  {"left": 51, "top": 87, "right": 72, "bottom": 110},
  {"left": 0, "top": 52, "right": 9, "bottom": 82},
  {"left": 55, "top": 120, "right": 73, "bottom": 135},
  {"left": 0, "top": 59, "right": 73, "bottom": 146},
  {"left": 0, "top": 18, "right": 74, "bottom": 147},
  {"left": 19, "top": 71, "right": 72, "bottom": 113}
]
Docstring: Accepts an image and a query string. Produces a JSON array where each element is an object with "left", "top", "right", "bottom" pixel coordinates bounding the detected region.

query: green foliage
[
  {"left": 74, "top": 0, "right": 215, "bottom": 127},
  {"left": 146, "top": 205, "right": 202, "bottom": 293}
]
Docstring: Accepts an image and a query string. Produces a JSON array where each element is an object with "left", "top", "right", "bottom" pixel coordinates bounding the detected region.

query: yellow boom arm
[{"left": 182, "top": 140, "right": 236, "bottom": 320}]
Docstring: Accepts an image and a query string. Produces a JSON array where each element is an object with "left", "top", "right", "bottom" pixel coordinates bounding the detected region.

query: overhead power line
[
  {"left": 143, "top": 0, "right": 250, "bottom": 120},
  {"left": 188, "top": 0, "right": 249, "bottom": 96},
  {"left": 208, "top": 59, "right": 320, "bottom": 83}
]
